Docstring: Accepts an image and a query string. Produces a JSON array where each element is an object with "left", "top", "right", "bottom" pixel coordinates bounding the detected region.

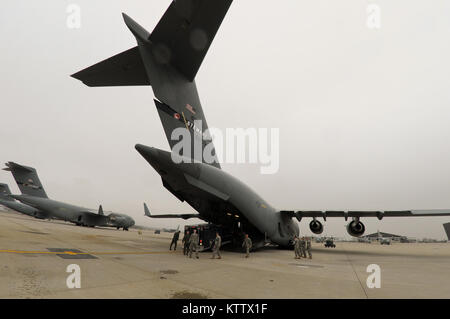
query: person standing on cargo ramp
[
  {"left": 306, "top": 237, "right": 312, "bottom": 259},
  {"left": 211, "top": 232, "right": 222, "bottom": 259},
  {"left": 182, "top": 230, "right": 191, "bottom": 256},
  {"left": 189, "top": 229, "right": 199, "bottom": 259},
  {"left": 170, "top": 230, "right": 180, "bottom": 251},
  {"left": 293, "top": 236, "right": 301, "bottom": 259},
  {"left": 242, "top": 234, "right": 252, "bottom": 258}
]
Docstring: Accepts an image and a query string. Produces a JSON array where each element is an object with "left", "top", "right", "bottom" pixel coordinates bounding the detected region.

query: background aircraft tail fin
[
  {"left": 0, "top": 183, "right": 14, "bottom": 201},
  {"left": 443, "top": 223, "right": 450, "bottom": 241},
  {"left": 3, "top": 162, "right": 48, "bottom": 198}
]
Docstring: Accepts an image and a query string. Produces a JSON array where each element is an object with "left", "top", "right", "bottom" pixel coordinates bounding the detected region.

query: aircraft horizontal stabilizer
[
  {"left": 3, "top": 162, "right": 34, "bottom": 172},
  {"left": 143, "top": 202, "right": 201, "bottom": 220},
  {"left": 71, "top": 47, "right": 150, "bottom": 87},
  {"left": 148, "top": 0, "right": 233, "bottom": 81}
]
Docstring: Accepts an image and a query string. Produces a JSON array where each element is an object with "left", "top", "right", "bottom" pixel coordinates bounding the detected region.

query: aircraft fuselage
[
  {"left": 10, "top": 195, "right": 135, "bottom": 229},
  {"left": 136, "top": 144, "right": 299, "bottom": 247},
  {"left": 0, "top": 198, "right": 46, "bottom": 219}
]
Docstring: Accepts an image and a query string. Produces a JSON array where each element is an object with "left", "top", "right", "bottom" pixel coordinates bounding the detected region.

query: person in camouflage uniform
[
  {"left": 300, "top": 237, "right": 307, "bottom": 258},
  {"left": 182, "top": 230, "right": 191, "bottom": 256},
  {"left": 306, "top": 237, "right": 312, "bottom": 259},
  {"left": 293, "top": 236, "right": 301, "bottom": 259},
  {"left": 169, "top": 230, "right": 180, "bottom": 251},
  {"left": 189, "top": 229, "right": 199, "bottom": 259},
  {"left": 242, "top": 234, "right": 252, "bottom": 258},
  {"left": 211, "top": 232, "right": 222, "bottom": 259}
]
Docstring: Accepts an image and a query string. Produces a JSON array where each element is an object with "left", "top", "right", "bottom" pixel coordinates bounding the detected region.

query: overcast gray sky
[{"left": 1, "top": 0, "right": 450, "bottom": 239}]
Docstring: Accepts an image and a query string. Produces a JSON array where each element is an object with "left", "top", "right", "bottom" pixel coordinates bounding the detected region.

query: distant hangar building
[{"left": 362, "top": 232, "right": 406, "bottom": 240}]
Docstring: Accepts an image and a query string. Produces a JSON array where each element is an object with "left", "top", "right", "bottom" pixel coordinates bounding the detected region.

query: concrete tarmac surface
[{"left": 0, "top": 210, "right": 449, "bottom": 299}]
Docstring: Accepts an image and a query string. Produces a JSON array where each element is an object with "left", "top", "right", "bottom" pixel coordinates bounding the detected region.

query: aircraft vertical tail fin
[
  {"left": 3, "top": 162, "right": 48, "bottom": 198},
  {"left": 72, "top": 0, "right": 233, "bottom": 168},
  {"left": 144, "top": 203, "right": 151, "bottom": 217},
  {"left": 443, "top": 223, "right": 450, "bottom": 241},
  {"left": 0, "top": 183, "right": 14, "bottom": 201}
]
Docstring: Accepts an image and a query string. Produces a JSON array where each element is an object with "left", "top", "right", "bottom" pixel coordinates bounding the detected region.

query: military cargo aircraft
[
  {"left": 4, "top": 162, "right": 135, "bottom": 230},
  {"left": 0, "top": 183, "right": 47, "bottom": 219},
  {"left": 72, "top": 0, "right": 450, "bottom": 248}
]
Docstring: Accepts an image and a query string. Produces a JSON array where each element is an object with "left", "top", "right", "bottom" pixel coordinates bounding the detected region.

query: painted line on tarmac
[{"left": 0, "top": 249, "right": 176, "bottom": 256}]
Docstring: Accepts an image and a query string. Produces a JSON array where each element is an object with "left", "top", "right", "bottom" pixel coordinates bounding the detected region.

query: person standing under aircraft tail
[
  {"left": 300, "top": 237, "right": 307, "bottom": 258},
  {"left": 182, "top": 230, "right": 191, "bottom": 256},
  {"left": 306, "top": 237, "right": 312, "bottom": 259},
  {"left": 211, "top": 232, "right": 222, "bottom": 259},
  {"left": 242, "top": 234, "right": 252, "bottom": 258},
  {"left": 293, "top": 236, "right": 301, "bottom": 259},
  {"left": 170, "top": 230, "right": 180, "bottom": 251},
  {"left": 189, "top": 229, "right": 199, "bottom": 259}
]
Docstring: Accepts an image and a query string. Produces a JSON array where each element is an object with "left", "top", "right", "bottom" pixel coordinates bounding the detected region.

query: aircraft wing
[
  {"left": 75, "top": 205, "right": 109, "bottom": 225},
  {"left": 143, "top": 202, "right": 202, "bottom": 220},
  {"left": 146, "top": 213, "right": 201, "bottom": 220},
  {"left": 77, "top": 211, "right": 109, "bottom": 225},
  {"left": 280, "top": 210, "right": 450, "bottom": 221}
]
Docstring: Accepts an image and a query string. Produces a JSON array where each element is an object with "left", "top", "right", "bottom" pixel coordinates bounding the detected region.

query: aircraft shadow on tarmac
[
  {"left": 254, "top": 244, "right": 449, "bottom": 260},
  {"left": 312, "top": 246, "right": 450, "bottom": 260}
]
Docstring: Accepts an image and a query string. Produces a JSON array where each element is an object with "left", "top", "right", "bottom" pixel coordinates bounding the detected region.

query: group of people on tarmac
[
  {"left": 168, "top": 229, "right": 205, "bottom": 259},
  {"left": 169, "top": 230, "right": 312, "bottom": 260},
  {"left": 293, "top": 236, "right": 312, "bottom": 259},
  {"left": 169, "top": 230, "right": 253, "bottom": 259}
]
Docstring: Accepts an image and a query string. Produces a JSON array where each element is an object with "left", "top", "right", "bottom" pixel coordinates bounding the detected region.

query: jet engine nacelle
[
  {"left": 309, "top": 219, "right": 324, "bottom": 234},
  {"left": 346, "top": 220, "right": 365, "bottom": 237}
]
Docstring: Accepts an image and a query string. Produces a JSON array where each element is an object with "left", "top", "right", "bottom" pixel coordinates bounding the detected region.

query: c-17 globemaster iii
[
  {"left": 3, "top": 162, "right": 135, "bottom": 230},
  {"left": 72, "top": 0, "right": 450, "bottom": 248},
  {"left": 0, "top": 183, "right": 47, "bottom": 219}
]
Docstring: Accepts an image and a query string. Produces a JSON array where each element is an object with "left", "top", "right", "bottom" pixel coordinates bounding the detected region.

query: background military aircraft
[
  {"left": 0, "top": 183, "right": 47, "bottom": 219},
  {"left": 73, "top": 0, "right": 450, "bottom": 248},
  {"left": 4, "top": 162, "right": 135, "bottom": 230}
]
